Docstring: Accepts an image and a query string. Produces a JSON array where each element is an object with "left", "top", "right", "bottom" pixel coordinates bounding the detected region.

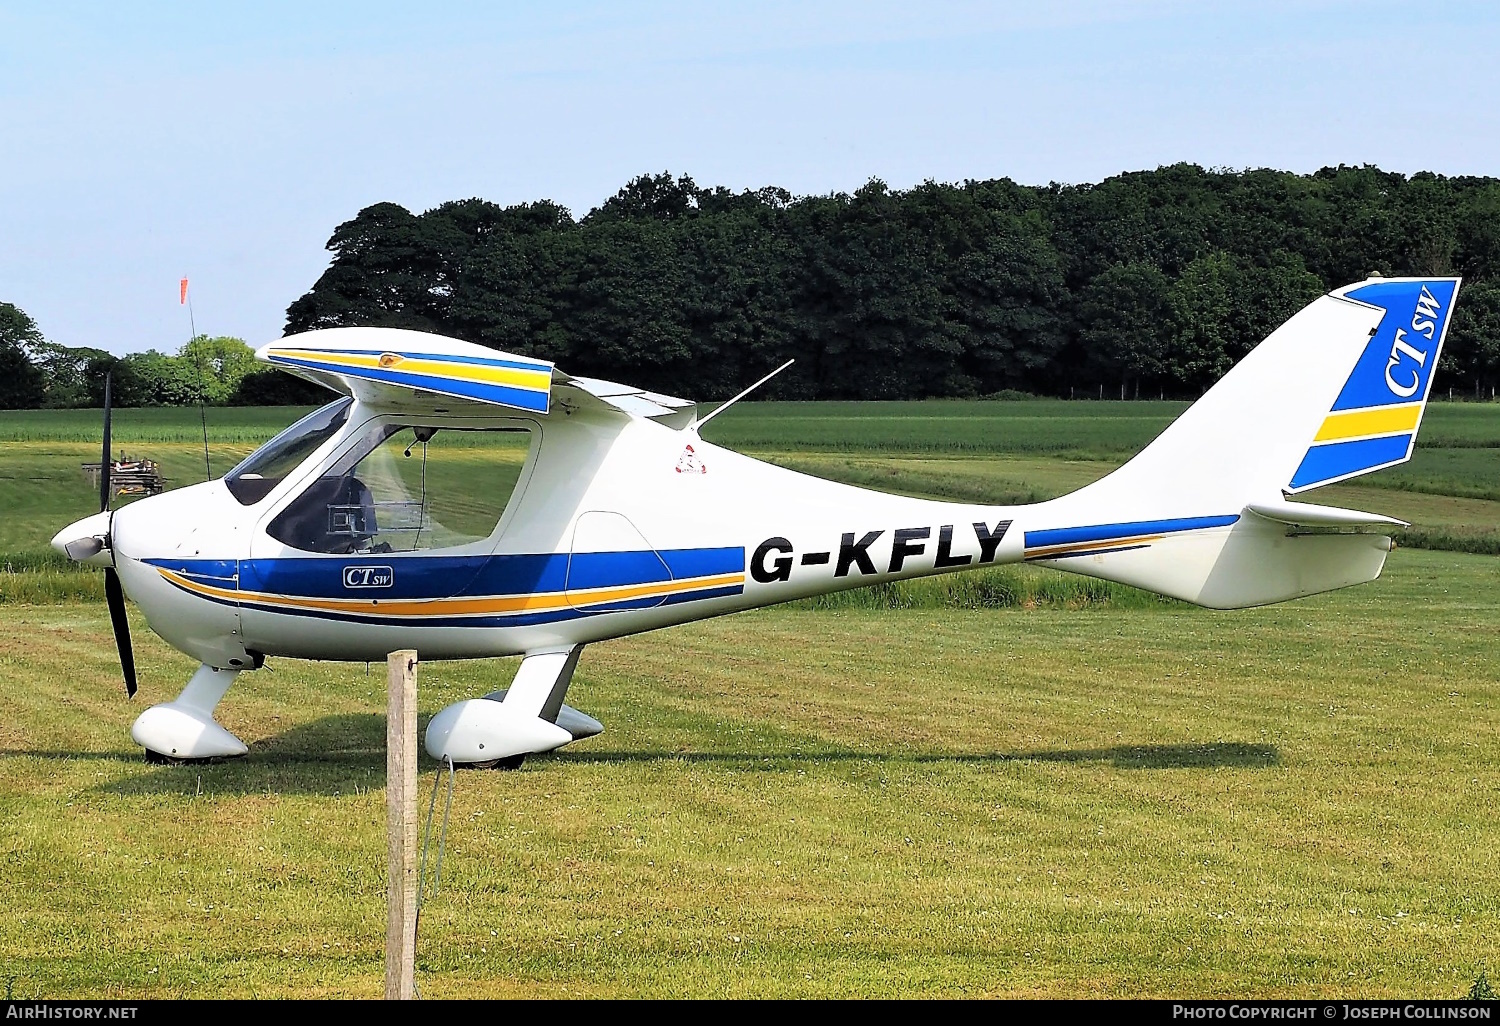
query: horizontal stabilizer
[{"left": 1243, "top": 500, "right": 1408, "bottom": 529}]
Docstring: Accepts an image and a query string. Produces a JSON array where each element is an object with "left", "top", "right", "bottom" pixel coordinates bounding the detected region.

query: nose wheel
[
  {"left": 467, "top": 754, "right": 527, "bottom": 771},
  {"left": 143, "top": 748, "right": 241, "bottom": 766}
]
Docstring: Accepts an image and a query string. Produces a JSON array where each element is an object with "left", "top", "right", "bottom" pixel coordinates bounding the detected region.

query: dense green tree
[
  {"left": 1231, "top": 252, "right": 1326, "bottom": 361},
  {"left": 231, "top": 367, "right": 335, "bottom": 405},
  {"left": 110, "top": 350, "right": 201, "bottom": 406},
  {"left": 1166, "top": 252, "right": 1241, "bottom": 393},
  {"left": 589, "top": 172, "right": 702, "bottom": 223},
  {"left": 1444, "top": 281, "right": 1500, "bottom": 399},
  {"left": 28, "top": 341, "right": 111, "bottom": 407},
  {"left": 0, "top": 302, "right": 48, "bottom": 409},
  {"left": 1076, "top": 263, "right": 1173, "bottom": 396},
  {"left": 444, "top": 200, "right": 577, "bottom": 359},
  {"left": 284, "top": 201, "right": 463, "bottom": 333},
  {"left": 179, "top": 336, "right": 259, "bottom": 404},
  {"left": 1455, "top": 179, "right": 1500, "bottom": 280},
  {"left": 64, "top": 337, "right": 260, "bottom": 408},
  {"left": 278, "top": 166, "right": 1500, "bottom": 402}
]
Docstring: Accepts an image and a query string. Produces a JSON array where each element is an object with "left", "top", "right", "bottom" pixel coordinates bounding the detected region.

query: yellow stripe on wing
[
  {"left": 266, "top": 349, "right": 552, "bottom": 395},
  {"left": 1314, "top": 403, "right": 1422, "bottom": 442}
]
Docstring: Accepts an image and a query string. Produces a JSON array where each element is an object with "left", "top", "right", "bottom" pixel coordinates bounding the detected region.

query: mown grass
[
  {"left": 701, "top": 398, "right": 1500, "bottom": 455},
  {"left": 6, "top": 397, "right": 1496, "bottom": 449},
  {"left": 703, "top": 398, "right": 1184, "bottom": 455},
  {"left": 0, "top": 405, "right": 322, "bottom": 443},
  {"left": 0, "top": 547, "right": 1496, "bottom": 997},
  {"left": 0, "top": 566, "right": 105, "bottom": 604},
  {"left": 789, "top": 563, "right": 1174, "bottom": 611},
  {"left": 0, "top": 442, "right": 264, "bottom": 566},
  {"left": 769, "top": 451, "right": 1500, "bottom": 558},
  {"left": 1348, "top": 448, "right": 1500, "bottom": 502},
  {"left": 3, "top": 402, "right": 1500, "bottom": 997}
]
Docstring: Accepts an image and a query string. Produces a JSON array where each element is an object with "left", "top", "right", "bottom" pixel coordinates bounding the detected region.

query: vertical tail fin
[
  {"left": 1288, "top": 278, "right": 1459, "bottom": 490},
  {"left": 1028, "top": 277, "right": 1461, "bottom": 608}
]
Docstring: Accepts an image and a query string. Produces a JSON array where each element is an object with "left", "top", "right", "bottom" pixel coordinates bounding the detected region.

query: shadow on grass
[
  {"left": 0, "top": 713, "right": 395, "bottom": 797},
  {"left": 562, "top": 741, "right": 1280, "bottom": 771},
  {"left": 1000, "top": 741, "right": 1278, "bottom": 769},
  {"left": 3, "top": 715, "right": 1278, "bottom": 796}
]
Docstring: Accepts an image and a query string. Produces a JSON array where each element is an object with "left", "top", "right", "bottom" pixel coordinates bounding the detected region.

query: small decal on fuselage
[
  {"left": 676, "top": 444, "right": 707, "bottom": 474},
  {"left": 343, "top": 565, "right": 394, "bottom": 589}
]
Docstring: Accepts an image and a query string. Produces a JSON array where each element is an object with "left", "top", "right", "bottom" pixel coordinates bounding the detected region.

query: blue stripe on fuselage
[
  {"left": 1024, "top": 515, "right": 1239, "bottom": 550},
  {"left": 149, "top": 546, "right": 746, "bottom": 601}
]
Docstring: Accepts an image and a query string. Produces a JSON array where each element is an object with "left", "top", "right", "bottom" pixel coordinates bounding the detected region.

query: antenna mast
[
  {"left": 696, "top": 359, "right": 795, "bottom": 429},
  {"left": 182, "top": 276, "right": 211, "bottom": 481}
]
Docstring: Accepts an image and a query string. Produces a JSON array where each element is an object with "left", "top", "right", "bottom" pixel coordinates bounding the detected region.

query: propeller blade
[
  {"left": 104, "top": 567, "right": 137, "bottom": 698},
  {"left": 100, "top": 372, "right": 113, "bottom": 514}
]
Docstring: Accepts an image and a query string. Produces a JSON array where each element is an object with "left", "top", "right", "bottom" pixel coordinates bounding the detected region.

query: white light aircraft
[{"left": 53, "top": 277, "right": 1460, "bottom": 766}]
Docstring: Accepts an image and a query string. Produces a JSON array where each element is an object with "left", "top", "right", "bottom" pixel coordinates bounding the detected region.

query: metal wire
[
  {"left": 417, "top": 754, "right": 455, "bottom": 914},
  {"left": 412, "top": 754, "right": 455, "bottom": 999}
]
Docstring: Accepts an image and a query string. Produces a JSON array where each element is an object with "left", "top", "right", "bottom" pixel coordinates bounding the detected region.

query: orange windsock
[{"left": 179, "top": 278, "right": 189, "bottom": 305}]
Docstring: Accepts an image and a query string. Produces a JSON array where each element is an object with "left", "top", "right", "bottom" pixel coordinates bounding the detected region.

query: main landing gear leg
[
  {"left": 131, "top": 663, "right": 248, "bottom": 762},
  {"left": 425, "top": 646, "right": 603, "bottom": 769}
]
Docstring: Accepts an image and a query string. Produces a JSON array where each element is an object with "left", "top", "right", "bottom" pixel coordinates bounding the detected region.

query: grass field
[{"left": 1, "top": 400, "right": 1498, "bottom": 998}]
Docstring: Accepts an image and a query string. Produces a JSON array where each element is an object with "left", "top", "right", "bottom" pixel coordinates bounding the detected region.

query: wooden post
[{"left": 385, "top": 650, "right": 418, "bottom": 1000}]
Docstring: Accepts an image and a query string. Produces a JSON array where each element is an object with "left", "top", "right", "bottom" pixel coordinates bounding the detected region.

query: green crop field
[{"left": 1, "top": 400, "right": 1498, "bottom": 998}]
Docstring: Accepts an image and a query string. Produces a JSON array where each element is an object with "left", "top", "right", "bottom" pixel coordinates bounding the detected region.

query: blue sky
[{"left": 2, "top": 1, "right": 1497, "bottom": 356}]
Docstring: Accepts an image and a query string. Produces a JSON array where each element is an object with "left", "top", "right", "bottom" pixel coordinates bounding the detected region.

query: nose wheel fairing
[{"left": 131, "top": 664, "right": 248, "bottom": 761}]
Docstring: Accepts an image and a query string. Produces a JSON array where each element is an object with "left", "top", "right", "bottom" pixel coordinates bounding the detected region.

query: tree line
[
  {"left": 0, "top": 304, "right": 327, "bottom": 409},
  {"left": 5, "top": 163, "right": 1500, "bottom": 409},
  {"left": 284, "top": 164, "right": 1500, "bottom": 402}
]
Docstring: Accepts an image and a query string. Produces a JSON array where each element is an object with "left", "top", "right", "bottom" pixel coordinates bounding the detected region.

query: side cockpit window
[
  {"left": 267, "top": 423, "right": 534, "bottom": 554},
  {"left": 226, "top": 397, "right": 353, "bottom": 505}
]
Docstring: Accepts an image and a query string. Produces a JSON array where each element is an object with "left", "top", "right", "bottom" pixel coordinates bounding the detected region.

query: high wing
[{"left": 257, "top": 326, "right": 698, "bottom": 427}]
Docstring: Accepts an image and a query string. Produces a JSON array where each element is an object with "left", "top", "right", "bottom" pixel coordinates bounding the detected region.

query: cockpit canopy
[{"left": 265, "top": 421, "right": 533, "bottom": 555}]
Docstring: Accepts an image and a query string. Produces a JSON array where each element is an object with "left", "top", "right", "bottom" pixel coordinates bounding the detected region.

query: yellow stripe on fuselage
[
  {"left": 267, "top": 349, "right": 552, "bottom": 395},
  {"left": 1313, "top": 403, "right": 1422, "bottom": 443},
  {"left": 1025, "top": 533, "right": 1164, "bottom": 560}
]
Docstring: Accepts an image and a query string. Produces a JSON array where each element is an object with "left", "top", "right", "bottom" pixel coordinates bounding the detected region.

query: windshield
[
  {"left": 225, "top": 397, "right": 354, "bottom": 505},
  {"left": 267, "top": 422, "right": 534, "bottom": 554}
]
